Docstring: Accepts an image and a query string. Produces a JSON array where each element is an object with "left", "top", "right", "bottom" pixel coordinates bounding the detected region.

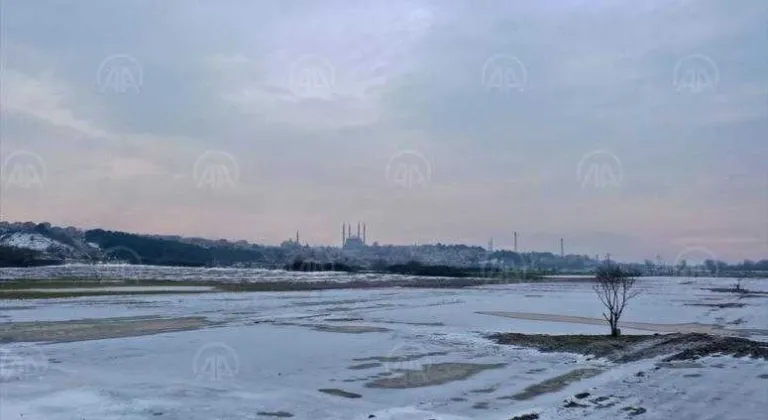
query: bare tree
[{"left": 593, "top": 264, "right": 641, "bottom": 337}]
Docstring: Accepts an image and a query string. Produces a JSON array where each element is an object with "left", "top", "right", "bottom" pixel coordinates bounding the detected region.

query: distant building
[
  {"left": 342, "top": 222, "right": 367, "bottom": 250},
  {"left": 281, "top": 230, "right": 302, "bottom": 249}
]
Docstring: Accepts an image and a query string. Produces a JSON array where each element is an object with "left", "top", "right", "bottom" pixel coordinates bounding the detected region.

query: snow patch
[{"left": 0, "top": 232, "right": 69, "bottom": 252}]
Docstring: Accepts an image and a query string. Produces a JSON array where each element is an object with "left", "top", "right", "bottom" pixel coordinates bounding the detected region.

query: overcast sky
[{"left": 1, "top": 0, "right": 766, "bottom": 263}]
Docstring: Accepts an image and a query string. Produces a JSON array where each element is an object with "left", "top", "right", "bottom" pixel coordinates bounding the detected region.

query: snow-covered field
[{"left": 1, "top": 276, "right": 767, "bottom": 419}]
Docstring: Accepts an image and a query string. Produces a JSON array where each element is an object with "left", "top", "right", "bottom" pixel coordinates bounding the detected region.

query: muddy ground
[
  {"left": 0, "top": 316, "right": 215, "bottom": 343},
  {"left": 487, "top": 332, "right": 768, "bottom": 362}
]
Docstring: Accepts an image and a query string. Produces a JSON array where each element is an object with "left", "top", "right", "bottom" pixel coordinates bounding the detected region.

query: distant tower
[
  {"left": 363, "top": 223, "right": 367, "bottom": 245},
  {"left": 342, "top": 223, "right": 346, "bottom": 247},
  {"left": 513, "top": 231, "right": 518, "bottom": 252},
  {"left": 296, "top": 230, "right": 300, "bottom": 244},
  {"left": 488, "top": 238, "right": 494, "bottom": 253},
  {"left": 560, "top": 238, "right": 564, "bottom": 257}
]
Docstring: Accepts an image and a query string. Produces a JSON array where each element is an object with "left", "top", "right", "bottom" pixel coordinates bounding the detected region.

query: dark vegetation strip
[{"left": 487, "top": 332, "right": 768, "bottom": 362}]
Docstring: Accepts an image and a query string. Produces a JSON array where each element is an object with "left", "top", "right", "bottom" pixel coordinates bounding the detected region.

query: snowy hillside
[{"left": 0, "top": 232, "right": 70, "bottom": 252}]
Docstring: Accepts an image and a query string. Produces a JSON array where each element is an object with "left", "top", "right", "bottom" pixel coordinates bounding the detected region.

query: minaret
[
  {"left": 342, "top": 223, "right": 346, "bottom": 247},
  {"left": 560, "top": 238, "right": 564, "bottom": 257},
  {"left": 296, "top": 230, "right": 300, "bottom": 244},
  {"left": 513, "top": 231, "right": 518, "bottom": 252},
  {"left": 363, "top": 223, "right": 367, "bottom": 244},
  {"left": 357, "top": 222, "right": 361, "bottom": 239}
]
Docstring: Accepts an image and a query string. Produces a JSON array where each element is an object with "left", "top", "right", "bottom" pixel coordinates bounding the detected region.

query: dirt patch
[
  {"left": 371, "top": 319, "right": 445, "bottom": 327},
  {"left": 317, "top": 388, "right": 362, "bottom": 399},
  {"left": 265, "top": 321, "right": 390, "bottom": 334},
  {"left": 509, "top": 414, "right": 539, "bottom": 420},
  {"left": 705, "top": 287, "right": 768, "bottom": 296},
  {"left": 324, "top": 317, "right": 364, "bottom": 322},
  {"left": 500, "top": 368, "right": 602, "bottom": 401},
  {"left": 352, "top": 352, "right": 448, "bottom": 363},
  {"left": 621, "top": 406, "right": 647, "bottom": 416},
  {"left": 0, "top": 316, "right": 214, "bottom": 343},
  {"left": 310, "top": 325, "right": 390, "bottom": 334},
  {"left": 470, "top": 385, "right": 498, "bottom": 394},
  {"left": 348, "top": 362, "right": 382, "bottom": 370},
  {"left": 685, "top": 302, "right": 746, "bottom": 309},
  {"left": 256, "top": 411, "right": 294, "bottom": 418},
  {"left": 488, "top": 332, "right": 768, "bottom": 362},
  {"left": 654, "top": 361, "right": 704, "bottom": 369},
  {"left": 364, "top": 362, "right": 506, "bottom": 389}
]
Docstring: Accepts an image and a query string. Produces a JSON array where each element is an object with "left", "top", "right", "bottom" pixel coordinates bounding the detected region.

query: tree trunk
[{"left": 610, "top": 314, "right": 621, "bottom": 337}]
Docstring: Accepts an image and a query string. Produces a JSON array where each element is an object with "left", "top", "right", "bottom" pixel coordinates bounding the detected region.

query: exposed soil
[
  {"left": 704, "top": 287, "right": 768, "bottom": 297},
  {"left": 0, "top": 316, "right": 214, "bottom": 343},
  {"left": 509, "top": 413, "right": 539, "bottom": 420},
  {"left": 352, "top": 351, "right": 449, "bottom": 363},
  {"left": 256, "top": 411, "right": 294, "bottom": 418},
  {"left": 310, "top": 325, "right": 390, "bottom": 334},
  {"left": 264, "top": 321, "right": 390, "bottom": 334},
  {"left": 317, "top": 388, "right": 362, "bottom": 399},
  {"left": 499, "top": 368, "right": 603, "bottom": 401},
  {"left": 487, "top": 332, "right": 768, "bottom": 362},
  {"left": 348, "top": 362, "right": 382, "bottom": 370},
  {"left": 364, "top": 362, "right": 506, "bottom": 389},
  {"left": 684, "top": 302, "right": 746, "bottom": 308}
]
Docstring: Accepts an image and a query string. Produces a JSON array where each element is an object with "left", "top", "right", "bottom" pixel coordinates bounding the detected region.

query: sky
[{"left": 0, "top": 0, "right": 766, "bottom": 263}]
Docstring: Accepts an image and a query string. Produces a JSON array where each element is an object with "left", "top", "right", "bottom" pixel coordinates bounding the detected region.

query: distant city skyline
[{"left": 1, "top": 0, "right": 766, "bottom": 264}]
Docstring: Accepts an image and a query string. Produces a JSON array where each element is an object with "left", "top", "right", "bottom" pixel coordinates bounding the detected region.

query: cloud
[{"left": 1, "top": 0, "right": 766, "bottom": 261}]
